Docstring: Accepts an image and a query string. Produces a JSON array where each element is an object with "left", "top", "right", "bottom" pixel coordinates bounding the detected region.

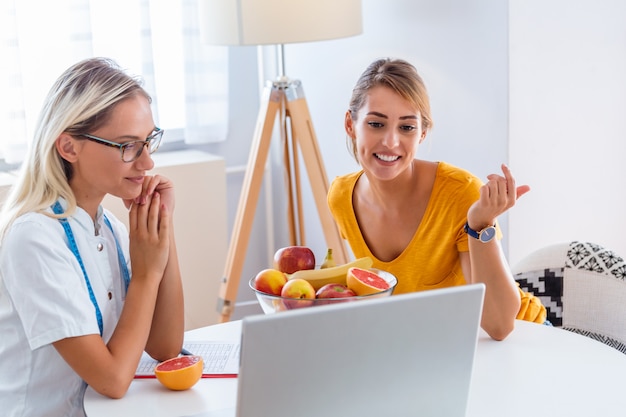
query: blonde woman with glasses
[{"left": 0, "top": 57, "right": 184, "bottom": 416}]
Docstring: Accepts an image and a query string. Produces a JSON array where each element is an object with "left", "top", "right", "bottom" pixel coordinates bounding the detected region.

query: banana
[
  {"left": 287, "top": 257, "right": 373, "bottom": 290},
  {"left": 320, "top": 248, "right": 335, "bottom": 269}
]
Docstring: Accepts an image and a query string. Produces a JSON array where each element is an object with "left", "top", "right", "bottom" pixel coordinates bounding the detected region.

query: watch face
[{"left": 480, "top": 227, "right": 496, "bottom": 243}]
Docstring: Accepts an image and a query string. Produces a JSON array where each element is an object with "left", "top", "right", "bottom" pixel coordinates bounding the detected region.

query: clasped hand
[{"left": 125, "top": 175, "right": 175, "bottom": 280}]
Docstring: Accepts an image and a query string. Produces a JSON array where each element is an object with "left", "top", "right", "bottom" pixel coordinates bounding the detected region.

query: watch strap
[{"left": 463, "top": 222, "right": 481, "bottom": 240}]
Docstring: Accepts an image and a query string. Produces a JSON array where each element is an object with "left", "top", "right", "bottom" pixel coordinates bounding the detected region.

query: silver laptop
[{"left": 194, "top": 283, "right": 485, "bottom": 417}]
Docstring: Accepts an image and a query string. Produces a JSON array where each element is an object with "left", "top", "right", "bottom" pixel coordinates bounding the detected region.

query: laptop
[{"left": 196, "top": 283, "right": 485, "bottom": 417}]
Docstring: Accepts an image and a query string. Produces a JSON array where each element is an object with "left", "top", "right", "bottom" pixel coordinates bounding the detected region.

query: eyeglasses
[{"left": 78, "top": 127, "right": 163, "bottom": 162}]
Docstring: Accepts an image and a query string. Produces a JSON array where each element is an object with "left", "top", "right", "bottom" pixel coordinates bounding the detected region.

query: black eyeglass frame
[{"left": 78, "top": 127, "right": 163, "bottom": 162}]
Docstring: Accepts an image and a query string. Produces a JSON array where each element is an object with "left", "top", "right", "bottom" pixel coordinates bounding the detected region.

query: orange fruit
[
  {"left": 346, "top": 267, "right": 390, "bottom": 296},
  {"left": 154, "top": 355, "right": 203, "bottom": 391}
]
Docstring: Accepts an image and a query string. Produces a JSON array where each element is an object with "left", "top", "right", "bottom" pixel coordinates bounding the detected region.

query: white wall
[
  {"left": 509, "top": 0, "right": 626, "bottom": 266},
  {"left": 274, "top": 0, "right": 509, "bottom": 258},
  {"left": 216, "top": 0, "right": 510, "bottom": 318}
]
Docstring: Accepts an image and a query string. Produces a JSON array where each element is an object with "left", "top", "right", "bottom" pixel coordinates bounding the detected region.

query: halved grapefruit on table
[{"left": 154, "top": 355, "right": 204, "bottom": 391}]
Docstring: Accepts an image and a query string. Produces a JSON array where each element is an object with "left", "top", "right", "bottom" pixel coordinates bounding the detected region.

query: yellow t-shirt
[
  {"left": 328, "top": 161, "right": 479, "bottom": 294},
  {"left": 328, "top": 161, "right": 546, "bottom": 324}
]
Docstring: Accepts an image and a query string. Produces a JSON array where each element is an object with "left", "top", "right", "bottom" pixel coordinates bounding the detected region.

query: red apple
[
  {"left": 273, "top": 246, "right": 316, "bottom": 274},
  {"left": 254, "top": 268, "right": 287, "bottom": 296},
  {"left": 281, "top": 278, "right": 316, "bottom": 309},
  {"left": 315, "top": 283, "right": 357, "bottom": 299}
]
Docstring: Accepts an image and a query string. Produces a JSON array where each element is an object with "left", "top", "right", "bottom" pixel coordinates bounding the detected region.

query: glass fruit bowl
[{"left": 249, "top": 268, "right": 398, "bottom": 314}]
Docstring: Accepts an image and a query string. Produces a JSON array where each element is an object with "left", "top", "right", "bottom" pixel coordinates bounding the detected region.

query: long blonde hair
[{"left": 0, "top": 57, "right": 149, "bottom": 239}]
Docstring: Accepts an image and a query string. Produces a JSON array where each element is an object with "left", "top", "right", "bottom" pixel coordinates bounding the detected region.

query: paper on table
[{"left": 135, "top": 341, "right": 240, "bottom": 379}]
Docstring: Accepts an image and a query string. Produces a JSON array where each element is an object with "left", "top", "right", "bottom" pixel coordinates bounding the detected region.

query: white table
[{"left": 84, "top": 320, "right": 626, "bottom": 417}]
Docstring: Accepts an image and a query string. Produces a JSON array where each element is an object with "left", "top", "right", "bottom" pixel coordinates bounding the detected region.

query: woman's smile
[{"left": 375, "top": 153, "right": 401, "bottom": 163}]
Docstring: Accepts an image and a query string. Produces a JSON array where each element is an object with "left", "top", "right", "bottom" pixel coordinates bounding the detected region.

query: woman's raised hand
[{"left": 466, "top": 164, "right": 530, "bottom": 228}]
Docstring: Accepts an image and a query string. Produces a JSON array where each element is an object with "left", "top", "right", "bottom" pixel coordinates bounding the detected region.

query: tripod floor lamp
[{"left": 199, "top": 0, "right": 363, "bottom": 322}]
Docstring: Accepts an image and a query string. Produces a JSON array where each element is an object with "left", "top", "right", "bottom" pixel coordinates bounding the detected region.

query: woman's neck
[{"left": 362, "top": 160, "right": 421, "bottom": 209}]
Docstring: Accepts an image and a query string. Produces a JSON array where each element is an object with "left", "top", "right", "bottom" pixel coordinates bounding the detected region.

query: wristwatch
[{"left": 464, "top": 222, "right": 496, "bottom": 243}]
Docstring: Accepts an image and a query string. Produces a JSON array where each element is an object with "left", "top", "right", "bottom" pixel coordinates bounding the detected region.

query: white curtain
[{"left": 0, "top": 0, "right": 228, "bottom": 164}]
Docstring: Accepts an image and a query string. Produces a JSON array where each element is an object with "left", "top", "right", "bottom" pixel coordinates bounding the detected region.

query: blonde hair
[
  {"left": 347, "top": 58, "right": 433, "bottom": 163},
  {"left": 0, "top": 57, "right": 149, "bottom": 239}
]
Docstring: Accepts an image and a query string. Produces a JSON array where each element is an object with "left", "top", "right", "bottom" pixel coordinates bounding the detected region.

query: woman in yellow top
[{"left": 328, "top": 58, "right": 545, "bottom": 341}]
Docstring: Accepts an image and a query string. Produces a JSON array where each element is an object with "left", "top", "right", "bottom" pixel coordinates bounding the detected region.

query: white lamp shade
[{"left": 198, "top": 0, "right": 362, "bottom": 46}]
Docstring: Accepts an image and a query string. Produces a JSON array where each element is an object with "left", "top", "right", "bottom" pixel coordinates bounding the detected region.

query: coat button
[
  {"left": 97, "top": 243, "right": 104, "bottom": 251},
  {"left": 108, "top": 292, "right": 112, "bottom": 300}
]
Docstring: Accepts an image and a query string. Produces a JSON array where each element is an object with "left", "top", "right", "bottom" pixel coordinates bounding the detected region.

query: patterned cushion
[
  {"left": 512, "top": 241, "right": 626, "bottom": 354},
  {"left": 515, "top": 267, "right": 564, "bottom": 326}
]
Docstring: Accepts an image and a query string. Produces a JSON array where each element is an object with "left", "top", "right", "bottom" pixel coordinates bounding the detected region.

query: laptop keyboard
[
  {"left": 184, "top": 342, "right": 239, "bottom": 373},
  {"left": 135, "top": 341, "right": 240, "bottom": 376}
]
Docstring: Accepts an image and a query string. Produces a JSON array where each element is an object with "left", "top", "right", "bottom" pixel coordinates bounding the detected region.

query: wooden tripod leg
[
  {"left": 217, "top": 84, "right": 281, "bottom": 322},
  {"left": 280, "top": 99, "right": 297, "bottom": 245},
  {"left": 285, "top": 82, "right": 349, "bottom": 265},
  {"left": 288, "top": 114, "right": 306, "bottom": 245}
]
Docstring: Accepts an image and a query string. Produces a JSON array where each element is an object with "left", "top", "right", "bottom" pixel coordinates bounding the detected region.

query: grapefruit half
[
  {"left": 346, "top": 267, "right": 390, "bottom": 296},
  {"left": 154, "top": 355, "right": 203, "bottom": 391}
]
